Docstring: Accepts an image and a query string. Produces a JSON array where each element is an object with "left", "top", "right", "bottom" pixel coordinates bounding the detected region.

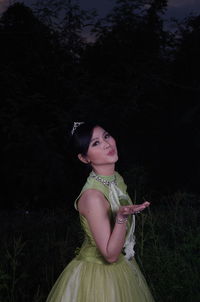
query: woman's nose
[{"left": 103, "top": 140, "right": 110, "bottom": 149}]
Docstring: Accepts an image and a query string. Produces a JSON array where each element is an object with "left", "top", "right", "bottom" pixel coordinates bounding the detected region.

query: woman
[{"left": 46, "top": 122, "right": 155, "bottom": 302}]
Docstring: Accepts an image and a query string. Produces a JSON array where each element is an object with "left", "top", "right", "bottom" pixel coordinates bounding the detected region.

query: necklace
[{"left": 90, "top": 171, "right": 117, "bottom": 186}]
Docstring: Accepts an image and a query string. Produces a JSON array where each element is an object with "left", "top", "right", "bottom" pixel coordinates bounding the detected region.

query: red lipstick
[{"left": 107, "top": 149, "right": 115, "bottom": 156}]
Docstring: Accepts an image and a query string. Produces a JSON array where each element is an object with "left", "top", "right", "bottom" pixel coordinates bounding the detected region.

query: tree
[
  {"left": 0, "top": 3, "right": 74, "bottom": 208},
  {"left": 173, "top": 15, "right": 200, "bottom": 89},
  {"left": 34, "top": 0, "right": 97, "bottom": 60},
  {"left": 81, "top": 0, "right": 170, "bottom": 124}
]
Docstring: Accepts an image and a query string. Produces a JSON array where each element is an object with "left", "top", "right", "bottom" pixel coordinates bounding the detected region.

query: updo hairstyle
[{"left": 71, "top": 122, "right": 97, "bottom": 157}]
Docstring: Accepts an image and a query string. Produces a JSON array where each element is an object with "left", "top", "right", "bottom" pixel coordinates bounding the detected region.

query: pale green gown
[{"left": 46, "top": 172, "right": 155, "bottom": 302}]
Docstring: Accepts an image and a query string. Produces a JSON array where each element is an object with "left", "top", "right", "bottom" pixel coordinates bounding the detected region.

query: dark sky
[
  {"left": 1, "top": 0, "right": 200, "bottom": 18},
  {"left": 79, "top": 0, "right": 200, "bottom": 19},
  {"left": 166, "top": 0, "right": 200, "bottom": 19}
]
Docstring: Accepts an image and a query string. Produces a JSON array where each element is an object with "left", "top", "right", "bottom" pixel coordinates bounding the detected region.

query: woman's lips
[{"left": 107, "top": 149, "right": 115, "bottom": 156}]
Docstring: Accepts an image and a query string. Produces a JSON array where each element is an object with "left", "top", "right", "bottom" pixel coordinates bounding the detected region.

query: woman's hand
[{"left": 117, "top": 201, "right": 150, "bottom": 219}]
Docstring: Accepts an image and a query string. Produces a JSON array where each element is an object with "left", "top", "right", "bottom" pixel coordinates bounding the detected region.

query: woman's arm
[{"left": 78, "top": 189, "right": 149, "bottom": 263}]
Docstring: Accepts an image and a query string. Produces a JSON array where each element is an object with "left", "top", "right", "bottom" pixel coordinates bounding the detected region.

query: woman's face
[{"left": 83, "top": 126, "right": 118, "bottom": 169}]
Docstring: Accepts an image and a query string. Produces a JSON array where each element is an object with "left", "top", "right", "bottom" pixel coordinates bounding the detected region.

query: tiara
[{"left": 71, "top": 122, "right": 84, "bottom": 135}]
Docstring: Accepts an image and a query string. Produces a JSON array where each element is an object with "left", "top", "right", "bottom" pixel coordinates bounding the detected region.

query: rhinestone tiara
[{"left": 71, "top": 122, "right": 84, "bottom": 135}]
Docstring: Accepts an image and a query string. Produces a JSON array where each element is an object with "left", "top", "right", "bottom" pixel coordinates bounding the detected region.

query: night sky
[{"left": 1, "top": 0, "right": 200, "bottom": 18}]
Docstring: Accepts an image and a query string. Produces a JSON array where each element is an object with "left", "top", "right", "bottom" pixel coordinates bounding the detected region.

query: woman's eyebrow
[
  {"left": 90, "top": 131, "right": 106, "bottom": 142},
  {"left": 90, "top": 137, "right": 99, "bottom": 142}
]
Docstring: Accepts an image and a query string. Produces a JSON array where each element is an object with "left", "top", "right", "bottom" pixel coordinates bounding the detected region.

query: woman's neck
[{"left": 92, "top": 164, "right": 115, "bottom": 176}]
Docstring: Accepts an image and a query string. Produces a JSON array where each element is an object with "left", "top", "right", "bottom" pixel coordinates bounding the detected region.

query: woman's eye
[
  {"left": 92, "top": 141, "right": 99, "bottom": 147},
  {"left": 104, "top": 133, "right": 110, "bottom": 139}
]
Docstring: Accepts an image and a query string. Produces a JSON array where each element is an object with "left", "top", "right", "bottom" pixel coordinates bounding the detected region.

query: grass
[
  {"left": 0, "top": 191, "right": 199, "bottom": 302},
  {"left": 135, "top": 192, "right": 200, "bottom": 302}
]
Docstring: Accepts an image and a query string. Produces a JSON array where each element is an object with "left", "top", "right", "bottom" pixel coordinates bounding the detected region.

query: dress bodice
[
  {"left": 74, "top": 171, "right": 129, "bottom": 210},
  {"left": 74, "top": 171, "right": 135, "bottom": 263}
]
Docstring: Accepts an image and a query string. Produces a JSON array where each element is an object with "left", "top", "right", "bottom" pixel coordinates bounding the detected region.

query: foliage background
[{"left": 0, "top": 1, "right": 200, "bottom": 301}]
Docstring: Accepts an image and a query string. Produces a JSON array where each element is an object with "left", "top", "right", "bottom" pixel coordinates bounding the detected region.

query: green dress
[{"left": 46, "top": 172, "right": 155, "bottom": 302}]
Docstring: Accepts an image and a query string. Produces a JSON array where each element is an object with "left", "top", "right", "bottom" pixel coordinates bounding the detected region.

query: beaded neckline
[{"left": 90, "top": 171, "right": 117, "bottom": 186}]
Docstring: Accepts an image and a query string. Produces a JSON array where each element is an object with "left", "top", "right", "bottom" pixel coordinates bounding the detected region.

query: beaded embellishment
[
  {"left": 90, "top": 172, "right": 117, "bottom": 186},
  {"left": 71, "top": 122, "right": 84, "bottom": 135}
]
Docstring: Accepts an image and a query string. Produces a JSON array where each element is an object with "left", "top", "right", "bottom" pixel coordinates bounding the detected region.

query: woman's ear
[{"left": 78, "top": 153, "right": 90, "bottom": 164}]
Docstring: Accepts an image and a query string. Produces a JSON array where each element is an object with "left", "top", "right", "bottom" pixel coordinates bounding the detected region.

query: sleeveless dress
[{"left": 46, "top": 172, "right": 155, "bottom": 302}]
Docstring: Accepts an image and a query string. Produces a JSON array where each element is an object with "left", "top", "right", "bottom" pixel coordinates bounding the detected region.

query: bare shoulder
[{"left": 78, "top": 189, "right": 109, "bottom": 216}]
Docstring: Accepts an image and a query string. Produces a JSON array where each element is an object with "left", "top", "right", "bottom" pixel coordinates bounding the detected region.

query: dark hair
[{"left": 71, "top": 122, "right": 98, "bottom": 156}]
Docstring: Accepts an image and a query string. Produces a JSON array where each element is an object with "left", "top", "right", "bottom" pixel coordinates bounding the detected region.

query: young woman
[{"left": 46, "top": 122, "right": 155, "bottom": 302}]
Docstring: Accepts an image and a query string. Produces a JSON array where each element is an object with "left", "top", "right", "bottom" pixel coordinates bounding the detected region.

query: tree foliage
[{"left": 0, "top": 1, "right": 200, "bottom": 209}]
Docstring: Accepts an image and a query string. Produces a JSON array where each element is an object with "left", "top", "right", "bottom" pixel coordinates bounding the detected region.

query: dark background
[
  {"left": 0, "top": 2, "right": 200, "bottom": 302},
  {"left": 0, "top": 0, "right": 200, "bottom": 210}
]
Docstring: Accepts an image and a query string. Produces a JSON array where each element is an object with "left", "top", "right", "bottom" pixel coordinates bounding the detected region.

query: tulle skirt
[{"left": 46, "top": 252, "right": 155, "bottom": 302}]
